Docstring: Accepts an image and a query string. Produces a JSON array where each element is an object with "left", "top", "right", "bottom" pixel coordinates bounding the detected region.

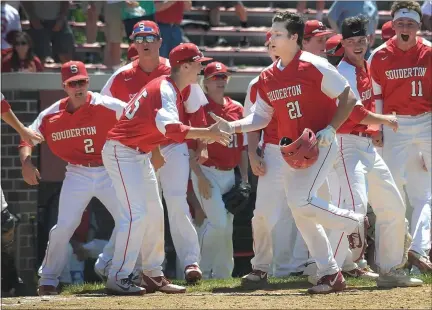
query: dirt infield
[{"left": 3, "top": 286, "right": 431, "bottom": 309}]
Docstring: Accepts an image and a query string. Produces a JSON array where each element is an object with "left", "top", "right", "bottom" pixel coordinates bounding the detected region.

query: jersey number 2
[
  {"left": 84, "top": 139, "right": 95, "bottom": 153},
  {"left": 287, "top": 101, "right": 302, "bottom": 119},
  {"left": 411, "top": 81, "right": 423, "bottom": 97}
]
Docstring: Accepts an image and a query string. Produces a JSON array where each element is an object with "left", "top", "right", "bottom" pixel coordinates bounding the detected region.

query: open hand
[
  {"left": 22, "top": 159, "right": 41, "bottom": 185},
  {"left": 383, "top": 114, "right": 398, "bottom": 132},
  {"left": 208, "top": 112, "right": 235, "bottom": 134},
  {"left": 207, "top": 120, "right": 231, "bottom": 146},
  {"left": 18, "top": 127, "right": 44, "bottom": 146}
]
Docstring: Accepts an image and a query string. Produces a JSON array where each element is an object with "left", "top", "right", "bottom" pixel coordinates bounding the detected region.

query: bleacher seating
[{"left": 19, "top": 3, "right": 432, "bottom": 73}]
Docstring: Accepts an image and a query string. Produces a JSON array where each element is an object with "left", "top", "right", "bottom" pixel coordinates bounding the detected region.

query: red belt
[{"left": 350, "top": 131, "right": 373, "bottom": 138}]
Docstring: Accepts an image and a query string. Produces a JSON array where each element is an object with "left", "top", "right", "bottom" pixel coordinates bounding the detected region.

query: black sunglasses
[
  {"left": 67, "top": 79, "right": 89, "bottom": 88},
  {"left": 134, "top": 35, "right": 159, "bottom": 44},
  {"left": 15, "top": 41, "right": 28, "bottom": 46}
]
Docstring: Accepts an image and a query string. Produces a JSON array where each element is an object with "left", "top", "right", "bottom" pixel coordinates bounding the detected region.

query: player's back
[
  {"left": 107, "top": 76, "right": 183, "bottom": 153},
  {"left": 368, "top": 37, "right": 431, "bottom": 115}
]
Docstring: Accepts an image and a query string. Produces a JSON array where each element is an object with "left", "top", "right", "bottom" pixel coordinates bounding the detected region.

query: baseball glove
[{"left": 223, "top": 181, "right": 251, "bottom": 215}]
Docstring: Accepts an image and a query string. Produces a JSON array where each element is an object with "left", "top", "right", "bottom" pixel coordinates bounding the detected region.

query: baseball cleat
[
  {"left": 184, "top": 264, "right": 202, "bottom": 284},
  {"left": 343, "top": 267, "right": 379, "bottom": 279},
  {"left": 37, "top": 285, "right": 58, "bottom": 296},
  {"left": 241, "top": 269, "right": 268, "bottom": 287},
  {"left": 105, "top": 276, "right": 146, "bottom": 295},
  {"left": 348, "top": 216, "right": 369, "bottom": 262},
  {"left": 139, "top": 273, "right": 186, "bottom": 294},
  {"left": 307, "top": 271, "right": 347, "bottom": 294},
  {"left": 376, "top": 268, "right": 423, "bottom": 288},
  {"left": 408, "top": 250, "right": 432, "bottom": 273}
]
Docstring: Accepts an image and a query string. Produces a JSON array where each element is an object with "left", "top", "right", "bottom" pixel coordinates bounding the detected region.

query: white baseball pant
[
  {"left": 38, "top": 165, "right": 120, "bottom": 287},
  {"left": 289, "top": 169, "right": 341, "bottom": 273},
  {"left": 191, "top": 165, "right": 235, "bottom": 279},
  {"left": 252, "top": 138, "right": 363, "bottom": 277},
  {"left": 102, "top": 140, "right": 165, "bottom": 280},
  {"left": 329, "top": 134, "right": 407, "bottom": 274},
  {"left": 251, "top": 144, "right": 297, "bottom": 277},
  {"left": 405, "top": 151, "right": 431, "bottom": 257},
  {"left": 383, "top": 113, "right": 431, "bottom": 258},
  {"left": 157, "top": 143, "right": 200, "bottom": 270}
]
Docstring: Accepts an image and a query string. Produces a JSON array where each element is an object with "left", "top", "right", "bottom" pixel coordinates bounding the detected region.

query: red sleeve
[
  {"left": 349, "top": 105, "right": 369, "bottom": 123},
  {"left": 164, "top": 124, "right": 191, "bottom": 142},
  {"left": 1, "top": 99, "right": 11, "bottom": 113},
  {"left": 34, "top": 57, "right": 44, "bottom": 72}
]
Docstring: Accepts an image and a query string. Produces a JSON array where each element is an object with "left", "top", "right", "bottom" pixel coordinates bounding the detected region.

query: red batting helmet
[{"left": 280, "top": 129, "right": 319, "bottom": 169}]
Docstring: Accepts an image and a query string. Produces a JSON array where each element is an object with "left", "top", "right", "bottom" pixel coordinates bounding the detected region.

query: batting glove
[{"left": 316, "top": 125, "right": 336, "bottom": 147}]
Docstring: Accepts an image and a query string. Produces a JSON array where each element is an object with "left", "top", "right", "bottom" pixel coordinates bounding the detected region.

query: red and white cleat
[
  {"left": 307, "top": 271, "right": 347, "bottom": 294},
  {"left": 184, "top": 264, "right": 202, "bottom": 284}
]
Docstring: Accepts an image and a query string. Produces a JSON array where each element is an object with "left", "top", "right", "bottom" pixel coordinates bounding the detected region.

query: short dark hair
[
  {"left": 391, "top": 1, "right": 422, "bottom": 19},
  {"left": 341, "top": 15, "right": 368, "bottom": 38},
  {"left": 272, "top": 11, "right": 305, "bottom": 48}
]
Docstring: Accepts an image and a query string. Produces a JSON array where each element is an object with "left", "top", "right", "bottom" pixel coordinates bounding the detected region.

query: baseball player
[
  {"left": 212, "top": 11, "right": 369, "bottom": 294},
  {"left": 17, "top": 61, "right": 128, "bottom": 295},
  {"left": 1, "top": 93, "right": 43, "bottom": 238},
  {"left": 102, "top": 43, "right": 231, "bottom": 294},
  {"left": 368, "top": 0, "right": 432, "bottom": 273},
  {"left": 98, "top": 20, "right": 207, "bottom": 283},
  {"left": 289, "top": 21, "right": 336, "bottom": 277},
  {"left": 328, "top": 15, "right": 421, "bottom": 287},
  {"left": 190, "top": 61, "right": 248, "bottom": 279},
  {"left": 244, "top": 32, "right": 296, "bottom": 278}
]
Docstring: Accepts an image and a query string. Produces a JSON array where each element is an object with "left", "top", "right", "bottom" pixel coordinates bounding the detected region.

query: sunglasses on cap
[
  {"left": 66, "top": 79, "right": 89, "bottom": 88},
  {"left": 134, "top": 35, "right": 159, "bottom": 44},
  {"left": 15, "top": 41, "right": 28, "bottom": 46},
  {"left": 207, "top": 74, "right": 229, "bottom": 81}
]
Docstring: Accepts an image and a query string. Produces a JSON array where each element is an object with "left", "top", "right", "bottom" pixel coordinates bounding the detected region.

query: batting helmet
[{"left": 279, "top": 129, "right": 319, "bottom": 169}]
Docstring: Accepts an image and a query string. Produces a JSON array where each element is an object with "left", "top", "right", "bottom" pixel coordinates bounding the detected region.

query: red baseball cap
[
  {"left": 304, "top": 20, "right": 333, "bottom": 39},
  {"left": 204, "top": 61, "right": 230, "bottom": 78},
  {"left": 129, "top": 20, "right": 160, "bottom": 40},
  {"left": 127, "top": 43, "right": 138, "bottom": 61},
  {"left": 169, "top": 43, "right": 212, "bottom": 67},
  {"left": 381, "top": 21, "right": 395, "bottom": 42},
  {"left": 325, "top": 34, "right": 344, "bottom": 57},
  {"left": 264, "top": 31, "right": 272, "bottom": 47},
  {"left": 61, "top": 61, "right": 88, "bottom": 84}
]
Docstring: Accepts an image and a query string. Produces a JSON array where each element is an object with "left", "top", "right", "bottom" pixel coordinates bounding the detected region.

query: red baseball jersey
[
  {"left": 255, "top": 51, "right": 348, "bottom": 140},
  {"left": 101, "top": 57, "right": 171, "bottom": 102},
  {"left": 1, "top": 93, "right": 11, "bottom": 113},
  {"left": 243, "top": 76, "right": 279, "bottom": 145},
  {"left": 368, "top": 37, "right": 431, "bottom": 115},
  {"left": 202, "top": 96, "right": 246, "bottom": 170},
  {"left": 337, "top": 58, "right": 375, "bottom": 134},
  {"left": 107, "top": 76, "right": 193, "bottom": 154},
  {"left": 25, "top": 92, "right": 127, "bottom": 166}
]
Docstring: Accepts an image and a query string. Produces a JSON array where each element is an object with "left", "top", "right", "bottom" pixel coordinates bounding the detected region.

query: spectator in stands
[
  {"left": 297, "top": 1, "right": 325, "bottom": 21},
  {"left": 1, "top": 1, "right": 22, "bottom": 57},
  {"left": 1, "top": 31, "right": 44, "bottom": 72},
  {"left": 422, "top": 0, "right": 432, "bottom": 30},
  {"left": 85, "top": 1, "right": 123, "bottom": 70},
  {"left": 155, "top": 1, "right": 191, "bottom": 58},
  {"left": 123, "top": 1, "right": 156, "bottom": 41},
  {"left": 381, "top": 20, "right": 395, "bottom": 42},
  {"left": 327, "top": 1, "right": 378, "bottom": 57},
  {"left": 302, "top": 20, "right": 333, "bottom": 57},
  {"left": 199, "top": 1, "right": 249, "bottom": 47},
  {"left": 22, "top": 1, "right": 75, "bottom": 64}
]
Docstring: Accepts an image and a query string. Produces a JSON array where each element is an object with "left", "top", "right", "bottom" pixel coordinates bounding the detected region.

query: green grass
[{"left": 60, "top": 274, "right": 432, "bottom": 296}]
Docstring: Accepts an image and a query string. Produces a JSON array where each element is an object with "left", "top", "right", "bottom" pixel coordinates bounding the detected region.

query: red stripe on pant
[{"left": 114, "top": 145, "right": 133, "bottom": 281}]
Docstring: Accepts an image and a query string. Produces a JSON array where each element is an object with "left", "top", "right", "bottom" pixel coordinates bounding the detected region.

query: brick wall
[{"left": 1, "top": 91, "right": 40, "bottom": 287}]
